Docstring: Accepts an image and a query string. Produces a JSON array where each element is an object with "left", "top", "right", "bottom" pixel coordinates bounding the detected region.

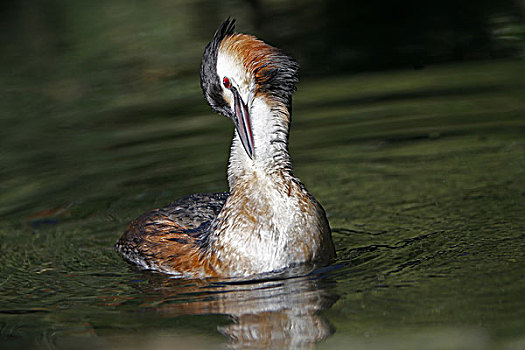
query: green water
[
  {"left": 2, "top": 5, "right": 525, "bottom": 346},
  {"left": 2, "top": 58, "right": 524, "bottom": 349}
]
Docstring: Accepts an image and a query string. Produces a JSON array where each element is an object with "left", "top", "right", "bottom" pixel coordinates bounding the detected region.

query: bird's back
[{"left": 115, "top": 192, "right": 228, "bottom": 276}]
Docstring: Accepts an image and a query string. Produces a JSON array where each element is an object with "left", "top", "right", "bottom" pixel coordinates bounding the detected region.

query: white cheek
[
  {"left": 217, "top": 50, "right": 252, "bottom": 103},
  {"left": 223, "top": 90, "right": 233, "bottom": 107}
]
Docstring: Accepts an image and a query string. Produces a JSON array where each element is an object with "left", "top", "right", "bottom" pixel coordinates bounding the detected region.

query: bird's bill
[{"left": 232, "top": 88, "right": 255, "bottom": 159}]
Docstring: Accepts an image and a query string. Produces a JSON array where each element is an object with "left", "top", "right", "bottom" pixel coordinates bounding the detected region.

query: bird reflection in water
[{"left": 129, "top": 266, "right": 338, "bottom": 349}]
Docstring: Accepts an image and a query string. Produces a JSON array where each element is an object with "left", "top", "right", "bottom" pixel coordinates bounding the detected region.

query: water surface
[{"left": 1, "top": 12, "right": 525, "bottom": 349}]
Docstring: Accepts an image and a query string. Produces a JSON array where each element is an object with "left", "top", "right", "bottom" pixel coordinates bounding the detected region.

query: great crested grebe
[{"left": 115, "top": 18, "right": 335, "bottom": 278}]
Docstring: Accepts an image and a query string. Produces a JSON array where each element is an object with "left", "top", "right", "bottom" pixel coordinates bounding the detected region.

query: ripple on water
[{"left": 1, "top": 57, "right": 525, "bottom": 348}]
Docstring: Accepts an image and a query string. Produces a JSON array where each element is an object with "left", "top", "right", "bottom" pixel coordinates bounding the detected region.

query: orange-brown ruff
[{"left": 115, "top": 19, "right": 335, "bottom": 278}]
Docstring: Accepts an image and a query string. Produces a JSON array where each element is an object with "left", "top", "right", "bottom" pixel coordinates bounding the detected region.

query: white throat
[{"left": 227, "top": 96, "right": 291, "bottom": 189}]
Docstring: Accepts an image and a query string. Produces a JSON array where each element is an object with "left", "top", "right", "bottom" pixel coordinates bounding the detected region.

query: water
[{"left": 2, "top": 5, "right": 525, "bottom": 349}]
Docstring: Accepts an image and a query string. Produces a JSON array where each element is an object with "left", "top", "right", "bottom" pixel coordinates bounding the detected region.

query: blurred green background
[{"left": 1, "top": 1, "right": 525, "bottom": 349}]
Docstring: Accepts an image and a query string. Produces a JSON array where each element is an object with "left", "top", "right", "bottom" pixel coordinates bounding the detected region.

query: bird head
[{"left": 200, "top": 18, "right": 299, "bottom": 159}]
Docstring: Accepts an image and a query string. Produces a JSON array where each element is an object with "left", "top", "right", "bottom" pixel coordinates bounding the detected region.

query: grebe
[{"left": 115, "top": 18, "right": 335, "bottom": 278}]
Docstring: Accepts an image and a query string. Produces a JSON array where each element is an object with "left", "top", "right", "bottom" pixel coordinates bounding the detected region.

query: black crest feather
[
  {"left": 255, "top": 49, "right": 299, "bottom": 110},
  {"left": 200, "top": 18, "right": 236, "bottom": 117}
]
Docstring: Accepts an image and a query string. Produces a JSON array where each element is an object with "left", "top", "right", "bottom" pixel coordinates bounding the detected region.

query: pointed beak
[{"left": 231, "top": 87, "right": 254, "bottom": 159}]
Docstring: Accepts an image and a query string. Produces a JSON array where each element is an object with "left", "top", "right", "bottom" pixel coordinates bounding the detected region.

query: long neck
[{"left": 227, "top": 96, "right": 292, "bottom": 190}]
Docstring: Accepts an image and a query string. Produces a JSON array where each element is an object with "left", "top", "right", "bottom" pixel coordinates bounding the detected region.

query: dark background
[{"left": 2, "top": 0, "right": 523, "bottom": 78}]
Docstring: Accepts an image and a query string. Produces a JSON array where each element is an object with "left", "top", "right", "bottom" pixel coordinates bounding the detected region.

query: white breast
[{"left": 211, "top": 169, "right": 327, "bottom": 276}]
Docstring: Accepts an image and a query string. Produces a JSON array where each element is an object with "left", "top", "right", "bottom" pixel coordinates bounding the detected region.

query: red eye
[{"left": 223, "top": 77, "right": 231, "bottom": 89}]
